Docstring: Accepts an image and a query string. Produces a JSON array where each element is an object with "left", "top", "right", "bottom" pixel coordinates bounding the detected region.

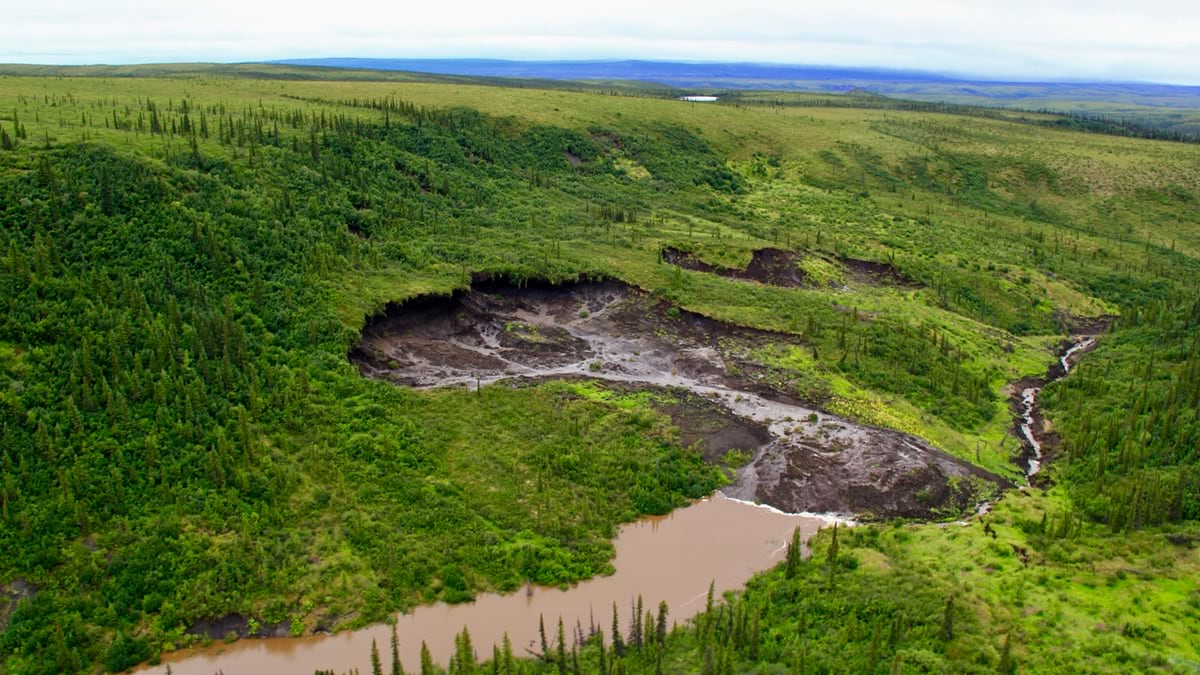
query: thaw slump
[
  {"left": 134, "top": 279, "right": 1013, "bottom": 674},
  {"left": 353, "top": 278, "right": 1007, "bottom": 519},
  {"left": 660, "top": 247, "right": 807, "bottom": 287}
]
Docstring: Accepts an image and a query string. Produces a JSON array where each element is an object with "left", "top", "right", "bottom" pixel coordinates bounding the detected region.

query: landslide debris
[{"left": 353, "top": 278, "right": 1008, "bottom": 519}]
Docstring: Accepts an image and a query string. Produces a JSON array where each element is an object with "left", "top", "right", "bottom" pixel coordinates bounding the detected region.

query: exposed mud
[
  {"left": 0, "top": 579, "right": 36, "bottom": 631},
  {"left": 1010, "top": 334, "right": 1101, "bottom": 483},
  {"left": 187, "top": 614, "right": 294, "bottom": 641},
  {"left": 1053, "top": 312, "right": 1116, "bottom": 336},
  {"left": 661, "top": 247, "right": 807, "bottom": 287},
  {"left": 650, "top": 388, "right": 774, "bottom": 463},
  {"left": 188, "top": 614, "right": 251, "bottom": 641},
  {"left": 657, "top": 247, "right": 920, "bottom": 290},
  {"left": 838, "top": 256, "right": 922, "bottom": 288},
  {"left": 353, "top": 278, "right": 1007, "bottom": 519}
]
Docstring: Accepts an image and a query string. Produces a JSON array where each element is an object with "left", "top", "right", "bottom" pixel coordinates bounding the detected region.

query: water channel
[{"left": 133, "top": 495, "right": 830, "bottom": 674}]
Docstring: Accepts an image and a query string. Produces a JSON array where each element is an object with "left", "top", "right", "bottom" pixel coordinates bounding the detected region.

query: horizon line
[{"left": 2, "top": 57, "right": 1198, "bottom": 88}]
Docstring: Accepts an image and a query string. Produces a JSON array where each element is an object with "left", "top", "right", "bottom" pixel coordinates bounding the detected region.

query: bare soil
[
  {"left": 838, "top": 256, "right": 922, "bottom": 288},
  {"left": 353, "top": 278, "right": 1009, "bottom": 519},
  {"left": 187, "top": 614, "right": 293, "bottom": 640},
  {"left": 0, "top": 579, "right": 35, "bottom": 631},
  {"left": 1053, "top": 312, "right": 1116, "bottom": 335},
  {"left": 661, "top": 247, "right": 807, "bottom": 287}
]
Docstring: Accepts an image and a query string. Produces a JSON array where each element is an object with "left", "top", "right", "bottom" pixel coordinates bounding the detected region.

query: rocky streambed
[
  {"left": 1012, "top": 333, "right": 1103, "bottom": 483},
  {"left": 352, "top": 278, "right": 1008, "bottom": 519}
]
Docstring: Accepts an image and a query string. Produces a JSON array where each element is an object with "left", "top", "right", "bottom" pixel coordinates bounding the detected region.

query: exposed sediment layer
[{"left": 353, "top": 278, "right": 1008, "bottom": 519}]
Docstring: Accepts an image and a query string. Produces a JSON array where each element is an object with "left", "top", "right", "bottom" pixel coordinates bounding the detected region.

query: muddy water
[{"left": 133, "top": 495, "right": 827, "bottom": 675}]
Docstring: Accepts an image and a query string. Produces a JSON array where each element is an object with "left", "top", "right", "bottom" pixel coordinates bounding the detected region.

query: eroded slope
[{"left": 353, "top": 279, "right": 1007, "bottom": 518}]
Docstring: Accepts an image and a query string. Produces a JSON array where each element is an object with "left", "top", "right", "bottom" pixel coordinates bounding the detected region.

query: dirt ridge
[{"left": 661, "top": 247, "right": 807, "bottom": 287}]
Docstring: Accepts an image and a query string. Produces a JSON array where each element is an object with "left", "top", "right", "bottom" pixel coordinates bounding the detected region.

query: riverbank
[{"left": 133, "top": 495, "right": 832, "bottom": 674}]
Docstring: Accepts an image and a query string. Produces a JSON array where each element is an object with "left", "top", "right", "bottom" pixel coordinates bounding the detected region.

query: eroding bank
[
  {"left": 134, "top": 495, "right": 826, "bottom": 674},
  {"left": 352, "top": 277, "right": 1007, "bottom": 519}
]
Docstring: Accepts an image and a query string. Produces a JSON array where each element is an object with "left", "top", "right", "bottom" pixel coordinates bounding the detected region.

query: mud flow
[
  {"left": 661, "top": 247, "right": 807, "bottom": 287},
  {"left": 353, "top": 279, "right": 1006, "bottom": 519}
]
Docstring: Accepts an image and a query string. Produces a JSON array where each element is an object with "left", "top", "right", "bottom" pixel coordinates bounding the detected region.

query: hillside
[
  {"left": 276, "top": 58, "right": 1200, "bottom": 137},
  {"left": 0, "top": 64, "right": 1197, "bottom": 673}
]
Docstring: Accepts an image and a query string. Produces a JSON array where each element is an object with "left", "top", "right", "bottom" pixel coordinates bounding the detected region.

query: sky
[{"left": 4, "top": 0, "right": 1199, "bottom": 84}]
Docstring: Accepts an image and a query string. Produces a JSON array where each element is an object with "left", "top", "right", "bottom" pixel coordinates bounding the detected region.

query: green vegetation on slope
[
  {"left": 0, "top": 65, "right": 1197, "bottom": 673},
  {"left": 1043, "top": 297, "right": 1200, "bottom": 529},
  {"left": 392, "top": 492, "right": 1199, "bottom": 675}
]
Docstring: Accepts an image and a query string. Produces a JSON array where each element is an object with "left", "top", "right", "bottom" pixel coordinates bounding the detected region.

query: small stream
[
  {"left": 1018, "top": 337, "right": 1097, "bottom": 480},
  {"left": 131, "top": 284, "right": 1098, "bottom": 673}
]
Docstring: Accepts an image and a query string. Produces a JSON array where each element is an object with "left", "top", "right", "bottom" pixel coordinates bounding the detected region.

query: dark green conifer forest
[{"left": 0, "top": 65, "right": 1196, "bottom": 673}]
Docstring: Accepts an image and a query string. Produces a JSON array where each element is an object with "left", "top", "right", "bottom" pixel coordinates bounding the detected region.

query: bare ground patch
[
  {"left": 353, "top": 278, "right": 1009, "bottom": 519},
  {"left": 661, "top": 247, "right": 807, "bottom": 287}
]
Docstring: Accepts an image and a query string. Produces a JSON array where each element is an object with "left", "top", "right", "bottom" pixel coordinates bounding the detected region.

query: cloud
[{"left": 2, "top": 0, "right": 1198, "bottom": 83}]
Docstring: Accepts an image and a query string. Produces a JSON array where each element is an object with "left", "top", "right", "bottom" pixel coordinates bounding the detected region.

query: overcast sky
[{"left": 4, "top": 0, "right": 1198, "bottom": 84}]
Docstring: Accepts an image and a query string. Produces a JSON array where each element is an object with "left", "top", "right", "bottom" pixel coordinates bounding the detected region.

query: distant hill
[
  {"left": 275, "top": 58, "right": 1200, "bottom": 135},
  {"left": 273, "top": 58, "right": 959, "bottom": 85},
  {"left": 274, "top": 58, "right": 1198, "bottom": 101}
]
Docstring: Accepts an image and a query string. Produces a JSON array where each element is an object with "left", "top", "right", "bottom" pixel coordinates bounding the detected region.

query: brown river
[{"left": 133, "top": 495, "right": 832, "bottom": 674}]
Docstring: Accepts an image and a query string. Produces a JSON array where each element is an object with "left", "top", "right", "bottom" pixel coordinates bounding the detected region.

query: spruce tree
[
  {"left": 941, "top": 595, "right": 955, "bottom": 642},
  {"left": 655, "top": 602, "right": 669, "bottom": 646},
  {"left": 556, "top": 617, "right": 568, "bottom": 675},
  {"left": 371, "top": 638, "right": 384, "bottom": 675},
  {"left": 785, "top": 526, "right": 802, "bottom": 579},
  {"left": 611, "top": 603, "right": 625, "bottom": 657},
  {"left": 826, "top": 524, "right": 840, "bottom": 588},
  {"left": 420, "top": 641, "right": 436, "bottom": 675},
  {"left": 501, "top": 633, "right": 515, "bottom": 675},
  {"left": 390, "top": 623, "right": 405, "bottom": 675}
]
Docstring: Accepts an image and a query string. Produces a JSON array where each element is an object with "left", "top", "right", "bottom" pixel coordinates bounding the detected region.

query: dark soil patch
[
  {"left": 661, "top": 247, "right": 807, "bottom": 287},
  {"left": 354, "top": 277, "right": 1009, "bottom": 519},
  {"left": 1053, "top": 312, "right": 1116, "bottom": 336},
  {"left": 838, "top": 256, "right": 922, "bottom": 288},
  {"left": 1, "top": 579, "right": 36, "bottom": 631},
  {"left": 741, "top": 417, "right": 1010, "bottom": 519},
  {"left": 744, "top": 248, "right": 807, "bottom": 286},
  {"left": 661, "top": 246, "right": 725, "bottom": 275},
  {"left": 188, "top": 614, "right": 250, "bottom": 641},
  {"left": 652, "top": 391, "right": 773, "bottom": 463},
  {"left": 186, "top": 614, "right": 293, "bottom": 640}
]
